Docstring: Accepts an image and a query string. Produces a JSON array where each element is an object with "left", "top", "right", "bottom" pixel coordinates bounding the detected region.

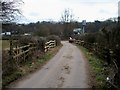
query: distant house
[
  {"left": 0, "top": 33, "right": 5, "bottom": 36},
  {"left": 0, "top": 32, "right": 11, "bottom": 36},
  {"left": 73, "top": 28, "right": 83, "bottom": 34},
  {"left": 23, "top": 33, "right": 31, "bottom": 36}
]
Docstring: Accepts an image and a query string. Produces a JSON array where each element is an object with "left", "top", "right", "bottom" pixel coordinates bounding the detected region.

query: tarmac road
[{"left": 10, "top": 41, "right": 90, "bottom": 88}]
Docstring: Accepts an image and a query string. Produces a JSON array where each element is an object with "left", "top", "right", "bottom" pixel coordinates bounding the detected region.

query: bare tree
[
  {"left": 61, "top": 9, "right": 74, "bottom": 39},
  {"left": 0, "top": 0, "right": 23, "bottom": 23},
  {"left": 61, "top": 8, "right": 74, "bottom": 23}
]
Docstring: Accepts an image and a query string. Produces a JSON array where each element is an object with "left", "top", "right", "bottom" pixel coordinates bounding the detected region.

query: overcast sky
[{"left": 19, "top": 0, "right": 119, "bottom": 23}]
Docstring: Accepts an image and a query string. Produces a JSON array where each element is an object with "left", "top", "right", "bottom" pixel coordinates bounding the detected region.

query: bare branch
[
  {"left": 61, "top": 8, "right": 74, "bottom": 23},
  {"left": 0, "top": 0, "right": 23, "bottom": 23}
]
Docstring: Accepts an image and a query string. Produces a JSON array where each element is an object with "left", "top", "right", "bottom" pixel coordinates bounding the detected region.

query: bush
[
  {"left": 2, "top": 50, "right": 16, "bottom": 76},
  {"left": 79, "top": 23, "right": 120, "bottom": 88},
  {"left": 33, "top": 36, "right": 46, "bottom": 52},
  {"left": 83, "top": 33, "right": 96, "bottom": 44},
  {"left": 18, "top": 36, "right": 36, "bottom": 46}
]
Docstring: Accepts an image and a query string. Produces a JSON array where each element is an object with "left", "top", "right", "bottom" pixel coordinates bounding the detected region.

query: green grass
[
  {"left": 3, "top": 44, "right": 62, "bottom": 88},
  {"left": 1, "top": 40, "right": 10, "bottom": 49},
  {"left": 77, "top": 45, "right": 107, "bottom": 88}
]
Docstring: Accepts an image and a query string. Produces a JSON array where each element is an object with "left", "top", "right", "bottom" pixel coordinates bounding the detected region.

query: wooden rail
[
  {"left": 3, "top": 40, "right": 56, "bottom": 65},
  {"left": 44, "top": 40, "right": 56, "bottom": 52},
  {"left": 2, "top": 40, "right": 57, "bottom": 77},
  {"left": 12, "top": 43, "right": 36, "bottom": 63},
  {"left": 74, "top": 40, "right": 105, "bottom": 53},
  {"left": 13, "top": 40, "right": 56, "bottom": 61}
]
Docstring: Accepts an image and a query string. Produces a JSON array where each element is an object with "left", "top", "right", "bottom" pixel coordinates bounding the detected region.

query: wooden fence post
[{"left": 9, "top": 35, "right": 17, "bottom": 70}]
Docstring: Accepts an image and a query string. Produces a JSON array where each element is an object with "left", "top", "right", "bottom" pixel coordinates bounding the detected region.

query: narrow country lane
[{"left": 9, "top": 41, "right": 90, "bottom": 88}]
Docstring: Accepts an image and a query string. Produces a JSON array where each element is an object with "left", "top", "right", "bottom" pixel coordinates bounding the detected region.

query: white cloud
[{"left": 19, "top": 0, "right": 119, "bottom": 23}]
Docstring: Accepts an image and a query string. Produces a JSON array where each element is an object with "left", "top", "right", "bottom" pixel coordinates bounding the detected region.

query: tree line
[{"left": 2, "top": 19, "right": 118, "bottom": 40}]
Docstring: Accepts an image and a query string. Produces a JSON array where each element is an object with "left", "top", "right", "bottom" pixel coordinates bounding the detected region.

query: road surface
[{"left": 10, "top": 41, "right": 90, "bottom": 88}]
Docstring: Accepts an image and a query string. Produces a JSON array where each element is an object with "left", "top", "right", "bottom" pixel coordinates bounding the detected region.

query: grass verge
[
  {"left": 3, "top": 44, "right": 63, "bottom": 88},
  {"left": 77, "top": 45, "right": 108, "bottom": 88}
]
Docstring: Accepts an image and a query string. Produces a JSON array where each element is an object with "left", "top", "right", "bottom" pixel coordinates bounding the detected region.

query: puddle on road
[
  {"left": 57, "top": 64, "right": 71, "bottom": 87},
  {"left": 63, "top": 56, "right": 73, "bottom": 59},
  {"left": 63, "top": 65, "right": 70, "bottom": 74},
  {"left": 45, "top": 67, "right": 49, "bottom": 69},
  {"left": 57, "top": 76, "right": 65, "bottom": 87},
  {"left": 61, "top": 63, "right": 71, "bottom": 74}
]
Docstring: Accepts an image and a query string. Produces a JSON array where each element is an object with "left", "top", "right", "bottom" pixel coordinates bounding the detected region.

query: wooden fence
[
  {"left": 2, "top": 40, "right": 56, "bottom": 76},
  {"left": 12, "top": 40, "right": 56, "bottom": 61},
  {"left": 12, "top": 43, "right": 36, "bottom": 63},
  {"left": 75, "top": 40, "right": 104, "bottom": 52},
  {"left": 44, "top": 40, "right": 56, "bottom": 52}
]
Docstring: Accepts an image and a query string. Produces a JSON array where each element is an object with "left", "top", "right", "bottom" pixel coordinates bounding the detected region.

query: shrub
[
  {"left": 2, "top": 50, "right": 16, "bottom": 76},
  {"left": 83, "top": 33, "right": 96, "bottom": 44},
  {"left": 79, "top": 23, "right": 120, "bottom": 88},
  {"left": 18, "top": 36, "right": 36, "bottom": 46},
  {"left": 33, "top": 36, "right": 46, "bottom": 52}
]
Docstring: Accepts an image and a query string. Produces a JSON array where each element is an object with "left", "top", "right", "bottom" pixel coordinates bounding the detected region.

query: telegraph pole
[{"left": 82, "top": 20, "right": 86, "bottom": 34}]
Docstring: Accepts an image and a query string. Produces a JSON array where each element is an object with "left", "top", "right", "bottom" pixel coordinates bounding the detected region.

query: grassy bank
[
  {"left": 77, "top": 45, "right": 108, "bottom": 88},
  {"left": 3, "top": 44, "right": 63, "bottom": 88}
]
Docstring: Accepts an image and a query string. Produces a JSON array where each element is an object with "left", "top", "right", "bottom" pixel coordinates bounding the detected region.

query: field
[{"left": 0, "top": 40, "right": 10, "bottom": 49}]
